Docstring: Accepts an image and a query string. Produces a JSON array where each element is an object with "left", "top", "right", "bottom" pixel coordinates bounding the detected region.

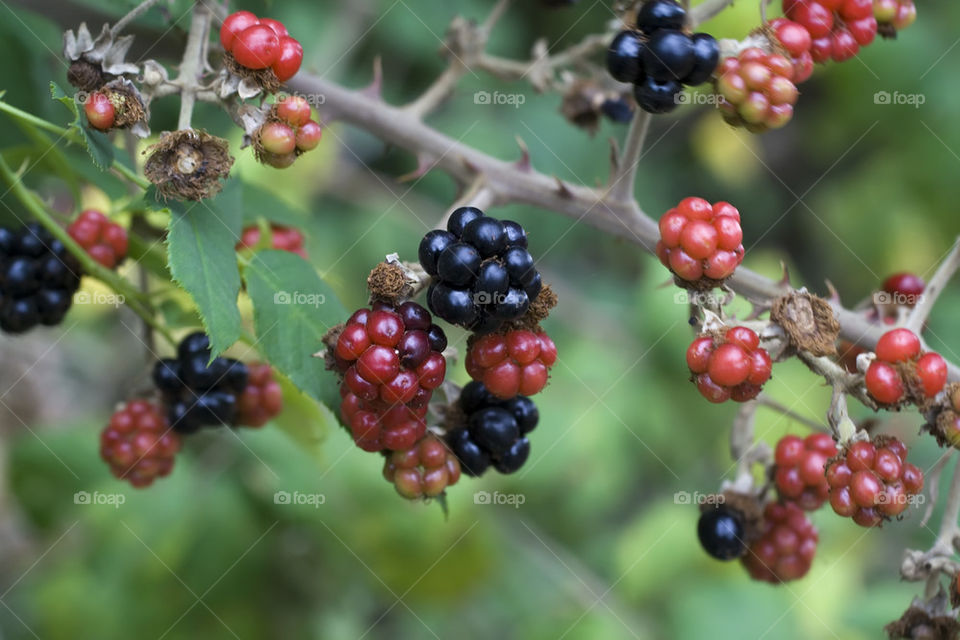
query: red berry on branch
[
  {"left": 259, "top": 18, "right": 289, "bottom": 38},
  {"left": 686, "top": 326, "right": 771, "bottom": 403},
  {"left": 882, "top": 272, "right": 925, "bottom": 306},
  {"left": 272, "top": 36, "right": 304, "bottom": 82},
  {"left": 237, "top": 224, "right": 307, "bottom": 258},
  {"left": 232, "top": 24, "right": 281, "bottom": 70},
  {"left": 715, "top": 48, "right": 798, "bottom": 133},
  {"left": 656, "top": 198, "right": 744, "bottom": 284},
  {"left": 220, "top": 11, "right": 260, "bottom": 50},
  {"left": 236, "top": 363, "right": 284, "bottom": 427},
  {"left": 773, "top": 433, "right": 838, "bottom": 510},
  {"left": 67, "top": 209, "right": 129, "bottom": 269},
  {"left": 383, "top": 434, "right": 461, "bottom": 499},
  {"left": 295, "top": 121, "right": 323, "bottom": 152},
  {"left": 875, "top": 327, "right": 920, "bottom": 363},
  {"left": 100, "top": 400, "right": 180, "bottom": 488},
  {"left": 465, "top": 330, "right": 557, "bottom": 399},
  {"left": 259, "top": 121, "right": 297, "bottom": 155},
  {"left": 741, "top": 501, "right": 818, "bottom": 583},
  {"left": 84, "top": 92, "right": 116, "bottom": 131},
  {"left": 276, "top": 95, "right": 312, "bottom": 127}
]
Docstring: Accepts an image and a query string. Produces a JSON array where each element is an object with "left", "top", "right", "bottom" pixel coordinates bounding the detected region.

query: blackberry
[
  {"left": 697, "top": 504, "right": 746, "bottom": 560},
  {"left": 420, "top": 208, "right": 541, "bottom": 331},
  {"left": 446, "top": 381, "right": 538, "bottom": 477},
  {"left": 151, "top": 331, "right": 249, "bottom": 434},
  {"left": 0, "top": 224, "right": 82, "bottom": 334}
]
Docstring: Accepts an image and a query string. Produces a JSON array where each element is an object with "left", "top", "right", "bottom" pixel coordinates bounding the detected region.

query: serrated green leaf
[
  {"left": 243, "top": 250, "right": 345, "bottom": 407},
  {"left": 50, "top": 81, "right": 114, "bottom": 170},
  {"left": 272, "top": 373, "right": 334, "bottom": 460},
  {"left": 165, "top": 183, "right": 243, "bottom": 357}
]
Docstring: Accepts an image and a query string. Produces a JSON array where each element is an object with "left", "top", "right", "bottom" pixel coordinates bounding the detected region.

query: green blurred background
[{"left": 1, "top": 0, "right": 959, "bottom": 638}]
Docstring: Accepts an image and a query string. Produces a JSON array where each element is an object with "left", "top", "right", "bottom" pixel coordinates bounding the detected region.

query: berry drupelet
[
  {"left": 420, "top": 207, "right": 542, "bottom": 332},
  {"left": 0, "top": 223, "right": 83, "bottom": 334},
  {"left": 697, "top": 504, "right": 746, "bottom": 560},
  {"left": 152, "top": 332, "right": 249, "bottom": 434},
  {"left": 447, "top": 381, "right": 539, "bottom": 476}
]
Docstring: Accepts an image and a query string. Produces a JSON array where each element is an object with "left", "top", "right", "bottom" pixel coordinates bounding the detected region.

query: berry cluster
[
  {"left": 864, "top": 328, "right": 947, "bottom": 406},
  {"left": 773, "top": 433, "right": 838, "bottom": 510},
  {"left": 236, "top": 362, "right": 284, "bottom": 427},
  {"left": 254, "top": 96, "right": 323, "bottom": 169},
  {"left": 656, "top": 197, "right": 744, "bottom": 285},
  {"left": 237, "top": 223, "right": 308, "bottom": 258},
  {"left": 686, "top": 326, "right": 773, "bottom": 403},
  {"left": 333, "top": 302, "right": 447, "bottom": 451},
  {"left": 152, "top": 332, "right": 250, "bottom": 433},
  {"left": 825, "top": 436, "right": 924, "bottom": 527},
  {"left": 697, "top": 504, "right": 746, "bottom": 560},
  {"left": 220, "top": 11, "right": 303, "bottom": 81},
  {"left": 420, "top": 207, "right": 541, "bottom": 331},
  {"left": 0, "top": 224, "right": 82, "bottom": 333},
  {"left": 67, "top": 210, "right": 128, "bottom": 269},
  {"left": 465, "top": 330, "right": 558, "bottom": 399},
  {"left": 606, "top": 0, "right": 719, "bottom": 114},
  {"left": 100, "top": 400, "right": 180, "bottom": 488},
  {"left": 715, "top": 48, "right": 799, "bottom": 133},
  {"left": 383, "top": 434, "right": 461, "bottom": 499},
  {"left": 741, "top": 501, "right": 818, "bottom": 583},
  {"left": 447, "top": 381, "right": 539, "bottom": 476},
  {"left": 783, "top": 0, "right": 877, "bottom": 63},
  {"left": 873, "top": 0, "right": 916, "bottom": 36}
]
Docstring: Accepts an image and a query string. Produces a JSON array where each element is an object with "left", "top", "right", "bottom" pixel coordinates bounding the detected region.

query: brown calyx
[
  {"left": 104, "top": 86, "right": 146, "bottom": 128},
  {"left": 771, "top": 291, "right": 840, "bottom": 357},
  {"left": 143, "top": 130, "right": 234, "bottom": 201},
  {"left": 501, "top": 284, "right": 558, "bottom": 333},
  {"left": 223, "top": 52, "right": 281, "bottom": 94},
  {"left": 367, "top": 262, "right": 411, "bottom": 305}
]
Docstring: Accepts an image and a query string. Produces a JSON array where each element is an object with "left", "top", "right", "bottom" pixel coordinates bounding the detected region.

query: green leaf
[
  {"left": 272, "top": 373, "right": 334, "bottom": 460},
  {"left": 243, "top": 250, "right": 346, "bottom": 407},
  {"left": 165, "top": 183, "right": 244, "bottom": 357},
  {"left": 50, "top": 81, "right": 114, "bottom": 170}
]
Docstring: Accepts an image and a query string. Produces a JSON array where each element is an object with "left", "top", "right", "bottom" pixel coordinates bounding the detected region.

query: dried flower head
[
  {"left": 63, "top": 23, "right": 139, "bottom": 90},
  {"left": 144, "top": 130, "right": 234, "bottom": 201}
]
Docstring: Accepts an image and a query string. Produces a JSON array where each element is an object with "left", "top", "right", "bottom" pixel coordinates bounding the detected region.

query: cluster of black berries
[
  {"left": 606, "top": 0, "right": 720, "bottom": 114},
  {"left": 447, "top": 381, "right": 539, "bottom": 476},
  {"left": 419, "top": 207, "right": 541, "bottom": 332},
  {"left": 152, "top": 332, "right": 249, "bottom": 434},
  {"left": 0, "top": 224, "right": 82, "bottom": 334}
]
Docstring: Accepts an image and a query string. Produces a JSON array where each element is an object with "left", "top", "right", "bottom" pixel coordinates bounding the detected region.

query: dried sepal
[
  {"left": 62, "top": 23, "right": 139, "bottom": 87},
  {"left": 102, "top": 78, "right": 149, "bottom": 137},
  {"left": 143, "top": 130, "right": 234, "bottom": 201}
]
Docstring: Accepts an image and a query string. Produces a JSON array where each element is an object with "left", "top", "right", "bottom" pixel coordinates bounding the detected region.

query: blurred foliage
[{"left": 0, "top": 1, "right": 959, "bottom": 639}]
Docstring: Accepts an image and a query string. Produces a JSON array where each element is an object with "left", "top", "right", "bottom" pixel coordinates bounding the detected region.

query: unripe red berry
[
  {"left": 84, "top": 92, "right": 116, "bottom": 130},
  {"left": 259, "top": 122, "right": 297, "bottom": 155},
  {"left": 67, "top": 209, "right": 129, "bottom": 269},
  {"left": 272, "top": 36, "right": 304, "bottom": 82},
  {"left": 276, "top": 95, "right": 312, "bottom": 127},
  {"left": 232, "top": 24, "right": 281, "bottom": 69},
  {"left": 295, "top": 121, "right": 323, "bottom": 152},
  {"left": 220, "top": 11, "right": 260, "bottom": 50},
  {"left": 259, "top": 18, "right": 288, "bottom": 38}
]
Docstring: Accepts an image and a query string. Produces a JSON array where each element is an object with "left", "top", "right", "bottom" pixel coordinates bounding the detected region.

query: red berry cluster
[
  {"left": 84, "top": 92, "right": 116, "bottom": 131},
  {"left": 783, "top": 0, "right": 877, "bottom": 63},
  {"left": 256, "top": 96, "right": 323, "bottom": 169},
  {"left": 865, "top": 328, "right": 947, "bottom": 406},
  {"left": 773, "top": 433, "right": 838, "bottom": 510},
  {"left": 770, "top": 18, "right": 815, "bottom": 83},
  {"left": 826, "top": 437, "right": 924, "bottom": 527},
  {"left": 465, "top": 330, "right": 558, "bottom": 399},
  {"left": 334, "top": 302, "right": 447, "bottom": 451},
  {"left": 100, "top": 400, "right": 180, "bottom": 488},
  {"left": 383, "top": 433, "right": 461, "bottom": 499},
  {"left": 873, "top": 0, "right": 916, "bottom": 34},
  {"left": 741, "top": 501, "right": 818, "bottom": 583},
  {"left": 236, "top": 362, "right": 284, "bottom": 428},
  {"left": 220, "top": 11, "right": 303, "bottom": 81},
  {"left": 687, "top": 326, "right": 772, "bottom": 403},
  {"left": 656, "top": 197, "right": 744, "bottom": 285},
  {"left": 67, "top": 209, "right": 128, "bottom": 269},
  {"left": 715, "top": 48, "right": 799, "bottom": 133},
  {"left": 237, "top": 223, "right": 308, "bottom": 258}
]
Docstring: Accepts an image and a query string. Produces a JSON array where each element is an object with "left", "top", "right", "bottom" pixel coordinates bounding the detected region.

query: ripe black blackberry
[
  {"left": 697, "top": 504, "right": 746, "bottom": 560},
  {"left": 0, "top": 224, "right": 82, "bottom": 334},
  {"left": 419, "top": 208, "right": 541, "bottom": 331},
  {"left": 605, "top": 0, "right": 719, "bottom": 114},
  {"left": 152, "top": 331, "right": 249, "bottom": 434},
  {"left": 446, "top": 381, "right": 539, "bottom": 476}
]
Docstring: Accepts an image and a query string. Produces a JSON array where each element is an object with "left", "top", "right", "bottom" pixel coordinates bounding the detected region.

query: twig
[
  {"left": 476, "top": 32, "right": 611, "bottom": 84},
  {"left": 690, "top": 0, "right": 738, "bottom": 27},
  {"left": 608, "top": 109, "right": 652, "bottom": 202},
  {"left": 404, "top": 64, "right": 469, "bottom": 119},
  {"left": 906, "top": 236, "right": 960, "bottom": 334},
  {"left": 176, "top": 1, "right": 213, "bottom": 130},
  {"left": 755, "top": 393, "right": 829, "bottom": 433},
  {"left": 931, "top": 455, "right": 960, "bottom": 557},
  {"left": 110, "top": 0, "right": 164, "bottom": 38}
]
